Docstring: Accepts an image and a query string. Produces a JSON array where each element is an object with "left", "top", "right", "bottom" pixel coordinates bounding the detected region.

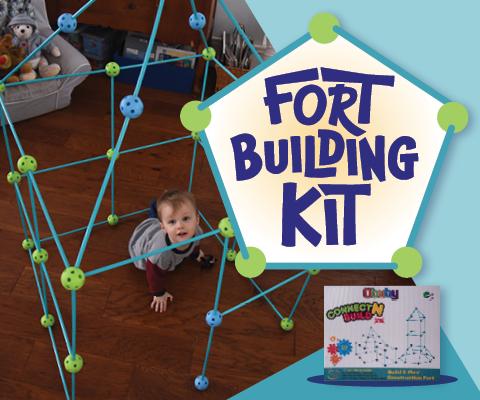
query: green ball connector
[
  {"left": 280, "top": 318, "right": 294, "bottom": 331},
  {"left": 309, "top": 269, "right": 320, "bottom": 276},
  {"left": 32, "top": 248, "right": 48, "bottom": 264},
  {"left": 226, "top": 249, "right": 237, "bottom": 262},
  {"left": 105, "top": 61, "right": 120, "bottom": 77},
  {"left": 218, "top": 217, "right": 234, "bottom": 238},
  {"left": 17, "top": 155, "right": 37, "bottom": 174},
  {"left": 202, "top": 47, "right": 216, "bottom": 61},
  {"left": 107, "top": 214, "right": 119, "bottom": 226},
  {"left": 64, "top": 354, "right": 83, "bottom": 373},
  {"left": 106, "top": 148, "right": 119, "bottom": 161},
  {"left": 61, "top": 267, "right": 86, "bottom": 291},
  {"left": 6, "top": 171, "right": 21, "bottom": 184},
  {"left": 40, "top": 314, "right": 55, "bottom": 328},
  {"left": 191, "top": 131, "right": 201, "bottom": 141},
  {"left": 0, "top": 82, "right": 5, "bottom": 93},
  {"left": 22, "top": 238, "right": 34, "bottom": 250}
]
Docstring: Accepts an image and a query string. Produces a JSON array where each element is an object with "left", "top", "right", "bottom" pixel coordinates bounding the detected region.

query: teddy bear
[
  {"left": 0, "top": 33, "right": 35, "bottom": 82},
  {"left": 7, "top": 13, "right": 61, "bottom": 79}
]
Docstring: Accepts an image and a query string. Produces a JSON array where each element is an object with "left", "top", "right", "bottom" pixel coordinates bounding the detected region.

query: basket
[{"left": 214, "top": 64, "right": 249, "bottom": 92}]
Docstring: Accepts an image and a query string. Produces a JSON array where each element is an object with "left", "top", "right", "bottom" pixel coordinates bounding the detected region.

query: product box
[
  {"left": 123, "top": 32, "right": 156, "bottom": 61},
  {"left": 324, "top": 286, "right": 440, "bottom": 382},
  {"left": 155, "top": 45, "right": 196, "bottom": 69}
]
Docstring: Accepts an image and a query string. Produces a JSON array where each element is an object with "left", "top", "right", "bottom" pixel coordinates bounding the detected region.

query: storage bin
[
  {"left": 113, "top": 53, "right": 195, "bottom": 94},
  {"left": 82, "top": 26, "right": 118, "bottom": 61}
]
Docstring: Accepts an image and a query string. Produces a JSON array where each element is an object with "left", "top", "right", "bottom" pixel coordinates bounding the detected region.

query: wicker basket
[{"left": 214, "top": 64, "right": 249, "bottom": 92}]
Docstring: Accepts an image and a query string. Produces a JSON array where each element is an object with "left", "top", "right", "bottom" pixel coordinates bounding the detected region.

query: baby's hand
[
  {"left": 151, "top": 292, "right": 173, "bottom": 313},
  {"left": 197, "top": 249, "right": 216, "bottom": 269}
]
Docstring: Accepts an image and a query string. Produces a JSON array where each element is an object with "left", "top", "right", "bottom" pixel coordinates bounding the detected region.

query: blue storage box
[
  {"left": 113, "top": 53, "right": 195, "bottom": 93},
  {"left": 82, "top": 26, "right": 118, "bottom": 61}
]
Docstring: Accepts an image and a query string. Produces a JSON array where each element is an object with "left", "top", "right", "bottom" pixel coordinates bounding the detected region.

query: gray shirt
[{"left": 128, "top": 218, "right": 202, "bottom": 271}]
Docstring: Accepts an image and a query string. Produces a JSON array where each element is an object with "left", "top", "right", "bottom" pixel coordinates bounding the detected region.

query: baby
[{"left": 128, "top": 190, "right": 214, "bottom": 312}]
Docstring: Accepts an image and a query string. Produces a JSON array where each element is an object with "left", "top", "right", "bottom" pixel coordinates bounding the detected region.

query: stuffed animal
[
  {"left": 7, "top": 13, "right": 61, "bottom": 79},
  {"left": 0, "top": 33, "right": 35, "bottom": 82}
]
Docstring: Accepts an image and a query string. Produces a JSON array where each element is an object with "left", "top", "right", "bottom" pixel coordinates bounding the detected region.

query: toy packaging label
[{"left": 324, "top": 286, "right": 440, "bottom": 382}]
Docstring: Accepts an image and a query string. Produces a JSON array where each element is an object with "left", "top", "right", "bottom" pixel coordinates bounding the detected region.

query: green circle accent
[
  {"left": 437, "top": 102, "right": 469, "bottom": 133},
  {"left": 7, "top": 171, "right": 21, "bottom": 184},
  {"left": 202, "top": 47, "right": 216, "bottom": 61},
  {"left": 218, "top": 217, "right": 235, "bottom": 238},
  {"left": 191, "top": 131, "right": 201, "bottom": 141},
  {"left": 32, "top": 249, "right": 48, "bottom": 264},
  {"left": 61, "top": 267, "right": 86, "bottom": 291},
  {"left": 280, "top": 318, "right": 294, "bottom": 331},
  {"left": 107, "top": 214, "right": 119, "bottom": 226},
  {"left": 309, "top": 269, "right": 320, "bottom": 276},
  {"left": 180, "top": 101, "right": 211, "bottom": 132},
  {"left": 235, "top": 247, "right": 266, "bottom": 278},
  {"left": 22, "top": 238, "right": 34, "bottom": 250},
  {"left": 0, "top": 83, "right": 5, "bottom": 93},
  {"left": 105, "top": 61, "right": 120, "bottom": 77},
  {"left": 226, "top": 249, "right": 237, "bottom": 262},
  {"left": 308, "top": 13, "right": 340, "bottom": 44},
  {"left": 40, "top": 313, "right": 55, "bottom": 328},
  {"left": 392, "top": 246, "right": 423, "bottom": 278},
  {"left": 64, "top": 354, "right": 83, "bottom": 374},
  {"left": 17, "top": 155, "right": 38, "bottom": 174},
  {"left": 106, "top": 148, "right": 119, "bottom": 161}
]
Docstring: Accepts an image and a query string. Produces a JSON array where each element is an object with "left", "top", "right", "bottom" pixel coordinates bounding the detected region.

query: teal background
[{"left": 232, "top": 0, "right": 479, "bottom": 397}]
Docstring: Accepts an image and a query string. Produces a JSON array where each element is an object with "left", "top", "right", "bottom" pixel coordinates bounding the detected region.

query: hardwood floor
[{"left": 0, "top": 75, "right": 413, "bottom": 399}]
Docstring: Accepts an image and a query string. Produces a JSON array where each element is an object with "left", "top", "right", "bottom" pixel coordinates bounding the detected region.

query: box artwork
[{"left": 324, "top": 286, "right": 440, "bottom": 382}]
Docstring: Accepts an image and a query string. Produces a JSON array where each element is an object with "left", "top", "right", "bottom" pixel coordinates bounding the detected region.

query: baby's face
[{"left": 159, "top": 202, "right": 199, "bottom": 244}]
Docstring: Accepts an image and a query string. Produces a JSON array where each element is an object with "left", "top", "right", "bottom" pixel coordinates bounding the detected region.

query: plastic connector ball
[
  {"left": 189, "top": 12, "right": 206, "bottom": 30},
  {"left": 218, "top": 217, "right": 234, "bottom": 238},
  {"left": 202, "top": 47, "right": 216, "bottom": 61},
  {"left": 0, "top": 82, "right": 5, "bottom": 93},
  {"left": 57, "top": 13, "right": 77, "bottom": 33},
  {"left": 309, "top": 269, "right": 320, "bottom": 276},
  {"left": 17, "top": 155, "right": 37, "bottom": 173},
  {"left": 105, "top": 62, "right": 120, "bottom": 77},
  {"left": 205, "top": 310, "right": 222, "bottom": 327},
  {"left": 191, "top": 131, "right": 201, "bottom": 141},
  {"left": 107, "top": 214, "right": 119, "bottom": 226},
  {"left": 40, "top": 314, "right": 55, "bottom": 328},
  {"left": 120, "top": 95, "right": 144, "bottom": 119},
  {"left": 106, "top": 148, "right": 119, "bottom": 161},
  {"left": 226, "top": 249, "right": 237, "bottom": 262},
  {"left": 32, "top": 248, "right": 48, "bottom": 264},
  {"left": 194, "top": 375, "right": 209, "bottom": 391},
  {"left": 280, "top": 318, "right": 294, "bottom": 331},
  {"left": 22, "top": 238, "right": 34, "bottom": 250},
  {"left": 64, "top": 354, "right": 83, "bottom": 373},
  {"left": 61, "top": 267, "right": 86, "bottom": 291},
  {"left": 7, "top": 171, "right": 21, "bottom": 184}
]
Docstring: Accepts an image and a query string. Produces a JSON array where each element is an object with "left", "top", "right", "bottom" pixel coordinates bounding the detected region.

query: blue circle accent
[
  {"left": 120, "top": 95, "right": 144, "bottom": 119},
  {"left": 57, "top": 13, "right": 77, "bottom": 33},
  {"left": 189, "top": 12, "right": 206, "bottom": 30}
]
